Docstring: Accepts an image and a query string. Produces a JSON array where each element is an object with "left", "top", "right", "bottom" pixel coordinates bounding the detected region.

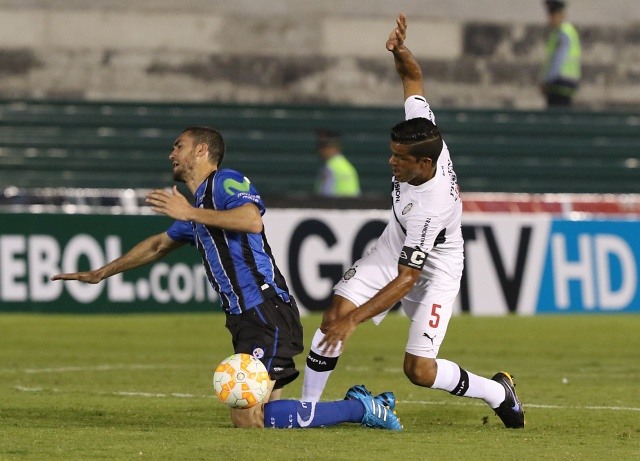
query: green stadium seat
[{"left": 0, "top": 100, "right": 638, "bottom": 195}]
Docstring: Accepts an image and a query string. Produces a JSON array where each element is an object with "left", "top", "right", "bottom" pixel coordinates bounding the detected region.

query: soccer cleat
[
  {"left": 375, "top": 391, "right": 396, "bottom": 411},
  {"left": 491, "top": 371, "right": 525, "bottom": 429},
  {"left": 344, "top": 384, "right": 396, "bottom": 410},
  {"left": 345, "top": 385, "right": 402, "bottom": 430}
]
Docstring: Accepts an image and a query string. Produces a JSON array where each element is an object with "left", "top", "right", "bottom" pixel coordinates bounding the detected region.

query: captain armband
[{"left": 398, "top": 245, "right": 427, "bottom": 270}]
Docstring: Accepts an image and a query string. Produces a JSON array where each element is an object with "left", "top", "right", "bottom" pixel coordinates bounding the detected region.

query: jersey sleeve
[
  {"left": 404, "top": 95, "right": 436, "bottom": 123},
  {"left": 166, "top": 219, "right": 194, "bottom": 244},
  {"left": 403, "top": 211, "right": 444, "bottom": 254},
  {"left": 214, "top": 169, "right": 266, "bottom": 215}
]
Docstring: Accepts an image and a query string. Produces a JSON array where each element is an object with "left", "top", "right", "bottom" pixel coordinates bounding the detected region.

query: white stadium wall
[
  {"left": 1, "top": 0, "right": 639, "bottom": 108},
  {"left": 0, "top": 209, "right": 638, "bottom": 314},
  {"left": 262, "top": 209, "right": 639, "bottom": 316}
]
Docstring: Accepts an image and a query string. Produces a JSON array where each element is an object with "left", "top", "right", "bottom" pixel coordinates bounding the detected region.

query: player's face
[
  {"left": 169, "top": 133, "right": 197, "bottom": 182},
  {"left": 389, "top": 142, "right": 431, "bottom": 185}
]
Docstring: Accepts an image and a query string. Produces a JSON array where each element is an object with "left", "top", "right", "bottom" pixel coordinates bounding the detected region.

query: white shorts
[{"left": 334, "top": 247, "right": 460, "bottom": 358}]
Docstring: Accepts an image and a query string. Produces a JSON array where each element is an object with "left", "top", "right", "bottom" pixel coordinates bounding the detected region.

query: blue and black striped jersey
[{"left": 166, "top": 169, "right": 290, "bottom": 314}]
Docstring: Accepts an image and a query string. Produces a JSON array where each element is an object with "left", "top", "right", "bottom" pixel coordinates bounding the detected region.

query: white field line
[
  {"left": 114, "top": 391, "right": 200, "bottom": 398},
  {"left": 402, "top": 399, "right": 640, "bottom": 412},
  {"left": 11, "top": 386, "right": 640, "bottom": 413},
  {"left": 14, "top": 385, "right": 45, "bottom": 392},
  {"left": 345, "top": 365, "right": 640, "bottom": 378},
  {"left": 0, "top": 364, "right": 180, "bottom": 374},
  {"left": 5, "top": 364, "right": 636, "bottom": 378}
]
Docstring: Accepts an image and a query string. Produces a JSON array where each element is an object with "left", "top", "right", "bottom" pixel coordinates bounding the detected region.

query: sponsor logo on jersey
[
  {"left": 223, "top": 177, "right": 251, "bottom": 195},
  {"left": 446, "top": 159, "right": 460, "bottom": 201},
  {"left": 343, "top": 267, "right": 356, "bottom": 280},
  {"left": 402, "top": 203, "right": 413, "bottom": 215},
  {"left": 252, "top": 347, "right": 265, "bottom": 359},
  {"left": 420, "top": 218, "right": 431, "bottom": 247},
  {"left": 237, "top": 192, "right": 261, "bottom": 204}
]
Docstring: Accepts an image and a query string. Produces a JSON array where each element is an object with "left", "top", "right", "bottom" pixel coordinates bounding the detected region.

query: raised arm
[{"left": 386, "top": 13, "right": 424, "bottom": 99}]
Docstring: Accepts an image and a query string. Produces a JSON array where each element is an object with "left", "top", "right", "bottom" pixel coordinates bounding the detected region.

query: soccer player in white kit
[{"left": 301, "top": 13, "right": 525, "bottom": 429}]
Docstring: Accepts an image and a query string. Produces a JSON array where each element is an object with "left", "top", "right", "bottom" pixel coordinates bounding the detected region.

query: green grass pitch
[{"left": 1, "top": 312, "right": 639, "bottom": 460}]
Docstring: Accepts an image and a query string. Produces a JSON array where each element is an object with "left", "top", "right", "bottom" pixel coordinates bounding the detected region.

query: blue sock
[{"left": 264, "top": 399, "right": 364, "bottom": 429}]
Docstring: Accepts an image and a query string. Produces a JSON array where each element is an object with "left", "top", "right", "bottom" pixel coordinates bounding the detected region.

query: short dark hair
[
  {"left": 182, "top": 126, "right": 225, "bottom": 166},
  {"left": 545, "top": 0, "right": 566, "bottom": 14},
  {"left": 391, "top": 117, "right": 443, "bottom": 162},
  {"left": 316, "top": 129, "right": 342, "bottom": 149}
]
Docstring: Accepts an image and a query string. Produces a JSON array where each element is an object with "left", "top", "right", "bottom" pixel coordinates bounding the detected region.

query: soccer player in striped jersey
[
  {"left": 300, "top": 13, "right": 525, "bottom": 429},
  {"left": 52, "top": 126, "right": 402, "bottom": 430}
]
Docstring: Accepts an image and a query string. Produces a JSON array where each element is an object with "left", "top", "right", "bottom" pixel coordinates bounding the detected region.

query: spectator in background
[
  {"left": 315, "top": 130, "right": 361, "bottom": 197},
  {"left": 540, "top": 0, "right": 581, "bottom": 107}
]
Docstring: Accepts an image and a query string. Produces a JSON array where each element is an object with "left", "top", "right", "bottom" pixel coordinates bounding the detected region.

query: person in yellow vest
[
  {"left": 540, "top": 0, "right": 581, "bottom": 107},
  {"left": 315, "top": 129, "right": 361, "bottom": 197}
]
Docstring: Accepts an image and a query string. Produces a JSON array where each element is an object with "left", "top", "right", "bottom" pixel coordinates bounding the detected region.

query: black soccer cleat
[{"left": 491, "top": 371, "right": 525, "bottom": 429}]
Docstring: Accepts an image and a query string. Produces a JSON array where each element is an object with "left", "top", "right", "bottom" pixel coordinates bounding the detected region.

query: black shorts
[{"left": 225, "top": 296, "right": 304, "bottom": 389}]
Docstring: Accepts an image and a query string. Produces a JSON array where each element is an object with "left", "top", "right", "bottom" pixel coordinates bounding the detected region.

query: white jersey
[
  {"left": 333, "top": 95, "right": 464, "bottom": 356},
  {"left": 372, "top": 95, "right": 464, "bottom": 300}
]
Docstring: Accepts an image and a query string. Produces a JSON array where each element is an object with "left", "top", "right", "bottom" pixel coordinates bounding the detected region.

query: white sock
[
  {"left": 301, "top": 329, "right": 342, "bottom": 402},
  {"left": 432, "top": 358, "right": 505, "bottom": 408}
]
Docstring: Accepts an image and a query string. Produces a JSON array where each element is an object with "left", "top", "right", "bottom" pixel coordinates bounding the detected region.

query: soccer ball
[{"left": 213, "top": 353, "right": 270, "bottom": 409}]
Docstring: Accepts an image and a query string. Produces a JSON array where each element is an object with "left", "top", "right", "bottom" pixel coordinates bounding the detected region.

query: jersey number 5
[{"left": 428, "top": 303, "right": 441, "bottom": 328}]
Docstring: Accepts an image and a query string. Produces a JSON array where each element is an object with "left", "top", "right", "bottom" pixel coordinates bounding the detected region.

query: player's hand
[
  {"left": 146, "top": 186, "right": 193, "bottom": 221},
  {"left": 318, "top": 315, "right": 357, "bottom": 354},
  {"left": 51, "top": 270, "right": 102, "bottom": 283},
  {"left": 386, "top": 13, "right": 407, "bottom": 52}
]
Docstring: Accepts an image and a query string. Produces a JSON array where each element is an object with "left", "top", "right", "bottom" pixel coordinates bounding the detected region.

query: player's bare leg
[
  {"left": 268, "top": 387, "right": 282, "bottom": 401},
  {"left": 230, "top": 379, "right": 277, "bottom": 428},
  {"left": 403, "top": 353, "right": 438, "bottom": 387}
]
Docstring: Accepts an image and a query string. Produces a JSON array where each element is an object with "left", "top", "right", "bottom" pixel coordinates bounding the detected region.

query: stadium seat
[{"left": 0, "top": 99, "right": 638, "bottom": 195}]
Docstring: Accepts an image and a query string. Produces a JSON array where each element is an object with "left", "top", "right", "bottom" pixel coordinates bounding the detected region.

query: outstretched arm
[
  {"left": 51, "top": 232, "right": 184, "bottom": 283},
  {"left": 386, "top": 13, "right": 424, "bottom": 99}
]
